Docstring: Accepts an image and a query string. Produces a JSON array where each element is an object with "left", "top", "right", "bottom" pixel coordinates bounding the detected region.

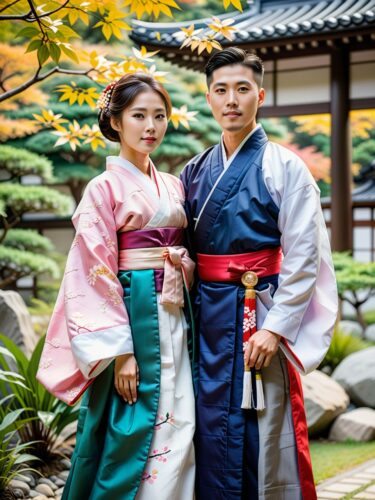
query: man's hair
[{"left": 205, "top": 47, "right": 264, "bottom": 89}]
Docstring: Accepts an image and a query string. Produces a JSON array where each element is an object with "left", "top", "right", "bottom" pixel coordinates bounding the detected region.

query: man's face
[{"left": 206, "top": 64, "right": 265, "bottom": 133}]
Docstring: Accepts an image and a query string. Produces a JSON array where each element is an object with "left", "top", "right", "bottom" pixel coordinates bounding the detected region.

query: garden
[{"left": 1, "top": 0, "right": 375, "bottom": 499}]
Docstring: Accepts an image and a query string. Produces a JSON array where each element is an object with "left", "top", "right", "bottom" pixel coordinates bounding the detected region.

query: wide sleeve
[
  {"left": 63, "top": 177, "right": 133, "bottom": 379},
  {"left": 260, "top": 145, "right": 338, "bottom": 373}
]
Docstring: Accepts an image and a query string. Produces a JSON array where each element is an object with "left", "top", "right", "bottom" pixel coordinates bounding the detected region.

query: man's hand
[
  {"left": 114, "top": 354, "right": 139, "bottom": 404},
  {"left": 244, "top": 329, "right": 281, "bottom": 370}
]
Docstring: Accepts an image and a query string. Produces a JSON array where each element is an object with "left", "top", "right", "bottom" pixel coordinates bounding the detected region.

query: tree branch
[
  {"left": 0, "top": 0, "right": 22, "bottom": 15},
  {"left": 27, "top": 0, "right": 47, "bottom": 39},
  {"left": 36, "top": 0, "right": 70, "bottom": 19},
  {"left": 0, "top": 66, "right": 93, "bottom": 103}
]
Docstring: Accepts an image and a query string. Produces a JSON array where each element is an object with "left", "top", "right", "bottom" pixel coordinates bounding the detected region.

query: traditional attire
[
  {"left": 37, "top": 156, "right": 195, "bottom": 500},
  {"left": 180, "top": 125, "right": 338, "bottom": 500}
]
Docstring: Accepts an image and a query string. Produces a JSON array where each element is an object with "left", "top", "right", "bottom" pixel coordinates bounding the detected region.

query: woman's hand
[
  {"left": 244, "top": 329, "right": 280, "bottom": 370},
  {"left": 114, "top": 354, "right": 139, "bottom": 404}
]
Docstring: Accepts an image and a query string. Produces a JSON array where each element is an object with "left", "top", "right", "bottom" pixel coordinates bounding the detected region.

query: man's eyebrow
[{"left": 213, "top": 80, "right": 252, "bottom": 88}]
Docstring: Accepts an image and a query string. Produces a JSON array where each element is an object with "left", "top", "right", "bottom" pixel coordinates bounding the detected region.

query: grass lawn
[{"left": 311, "top": 440, "right": 375, "bottom": 484}]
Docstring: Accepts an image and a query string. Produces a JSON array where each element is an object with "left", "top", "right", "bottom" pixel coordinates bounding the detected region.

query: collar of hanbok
[
  {"left": 106, "top": 155, "right": 171, "bottom": 228},
  {"left": 221, "top": 123, "right": 262, "bottom": 171}
]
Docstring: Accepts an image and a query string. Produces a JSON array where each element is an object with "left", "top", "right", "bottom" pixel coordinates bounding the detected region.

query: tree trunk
[{"left": 355, "top": 304, "right": 367, "bottom": 338}]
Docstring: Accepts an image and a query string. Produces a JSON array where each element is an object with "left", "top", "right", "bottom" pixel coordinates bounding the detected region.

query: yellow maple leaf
[
  {"left": 144, "top": 64, "right": 169, "bottom": 83},
  {"left": 82, "top": 124, "right": 106, "bottom": 151},
  {"left": 93, "top": 8, "right": 131, "bottom": 41},
  {"left": 123, "top": 0, "right": 181, "bottom": 20},
  {"left": 223, "top": 0, "right": 243, "bottom": 11},
  {"left": 132, "top": 45, "right": 159, "bottom": 61},
  {"left": 32, "top": 109, "right": 68, "bottom": 131},
  {"left": 170, "top": 105, "right": 198, "bottom": 129},
  {"left": 208, "top": 17, "right": 238, "bottom": 41},
  {"left": 53, "top": 120, "right": 84, "bottom": 151},
  {"left": 55, "top": 83, "right": 100, "bottom": 108}
]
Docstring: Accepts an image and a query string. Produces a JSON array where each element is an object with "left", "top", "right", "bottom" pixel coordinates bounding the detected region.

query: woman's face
[{"left": 112, "top": 89, "right": 168, "bottom": 155}]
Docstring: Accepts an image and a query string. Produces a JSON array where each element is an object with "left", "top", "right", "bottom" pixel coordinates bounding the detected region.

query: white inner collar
[
  {"left": 221, "top": 124, "right": 261, "bottom": 171},
  {"left": 106, "top": 155, "right": 158, "bottom": 199}
]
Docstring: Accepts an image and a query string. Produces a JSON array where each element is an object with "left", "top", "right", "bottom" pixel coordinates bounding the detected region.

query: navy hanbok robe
[{"left": 181, "top": 125, "right": 337, "bottom": 500}]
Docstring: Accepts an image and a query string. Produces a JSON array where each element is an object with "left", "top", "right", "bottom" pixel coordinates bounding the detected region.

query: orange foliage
[
  {"left": 0, "top": 43, "right": 48, "bottom": 111},
  {"left": 291, "top": 110, "right": 375, "bottom": 140},
  {"left": 0, "top": 116, "right": 41, "bottom": 141},
  {"left": 281, "top": 142, "right": 331, "bottom": 183}
]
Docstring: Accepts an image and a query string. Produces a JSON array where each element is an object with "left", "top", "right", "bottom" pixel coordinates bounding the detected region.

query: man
[{"left": 180, "top": 47, "right": 337, "bottom": 500}]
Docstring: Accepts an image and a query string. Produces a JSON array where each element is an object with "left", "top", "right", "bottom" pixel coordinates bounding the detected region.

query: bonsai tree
[
  {"left": 333, "top": 251, "right": 375, "bottom": 336},
  {"left": 0, "top": 145, "right": 71, "bottom": 289}
]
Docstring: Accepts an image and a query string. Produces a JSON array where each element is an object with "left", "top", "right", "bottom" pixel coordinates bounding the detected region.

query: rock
[
  {"left": 329, "top": 408, "right": 375, "bottom": 442},
  {"left": 54, "top": 479, "right": 65, "bottom": 487},
  {"left": 34, "top": 484, "right": 54, "bottom": 497},
  {"left": 55, "top": 487, "right": 65, "bottom": 495},
  {"left": 14, "top": 475, "right": 32, "bottom": 485},
  {"left": 364, "top": 323, "right": 375, "bottom": 342},
  {"left": 338, "top": 320, "right": 363, "bottom": 337},
  {"left": 21, "top": 474, "right": 36, "bottom": 488},
  {"left": 9, "top": 480, "right": 30, "bottom": 496},
  {"left": 13, "top": 489, "right": 25, "bottom": 498},
  {"left": 32, "top": 496, "right": 49, "bottom": 500},
  {"left": 0, "top": 291, "right": 39, "bottom": 356},
  {"left": 301, "top": 370, "right": 349, "bottom": 435},
  {"left": 58, "top": 470, "right": 69, "bottom": 481},
  {"left": 332, "top": 347, "right": 375, "bottom": 407},
  {"left": 48, "top": 476, "right": 57, "bottom": 483},
  {"left": 38, "top": 479, "right": 57, "bottom": 492},
  {"left": 29, "top": 492, "right": 40, "bottom": 498},
  {"left": 61, "top": 458, "right": 71, "bottom": 469}
]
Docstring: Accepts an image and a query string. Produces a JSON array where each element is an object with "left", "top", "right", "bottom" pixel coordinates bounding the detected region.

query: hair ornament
[{"left": 97, "top": 81, "right": 117, "bottom": 111}]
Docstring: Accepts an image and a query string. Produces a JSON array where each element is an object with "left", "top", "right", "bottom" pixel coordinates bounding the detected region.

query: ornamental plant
[
  {"left": 0, "top": 335, "right": 80, "bottom": 462},
  {"left": 333, "top": 252, "right": 375, "bottom": 336},
  {"left": 0, "top": 145, "right": 71, "bottom": 289}
]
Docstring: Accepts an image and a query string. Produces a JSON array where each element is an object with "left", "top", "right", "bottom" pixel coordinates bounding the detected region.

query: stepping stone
[
  {"left": 342, "top": 478, "right": 369, "bottom": 485},
  {"left": 317, "top": 492, "right": 344, "bottom": 499},
  {"left": 326, "top": 482, "right": 361, "bottom": 493},
  {"left": 353, "top": 493, "right": 375, "bottom": 499}
]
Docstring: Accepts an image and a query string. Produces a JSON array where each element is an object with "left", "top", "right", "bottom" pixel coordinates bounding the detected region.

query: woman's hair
[{"left": 98, "top": 73, "right": 172, "bottom": 143}]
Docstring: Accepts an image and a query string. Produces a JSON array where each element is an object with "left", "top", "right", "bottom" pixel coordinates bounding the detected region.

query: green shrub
[
  {"left": 0, "top": 347, "right": 39, "bottom": 496},
  {"left": 321, "top": 327, "right": 370, "bottom": 371},
  {"left": 0, "top": 335, "right": 79, "bottom": 462}
]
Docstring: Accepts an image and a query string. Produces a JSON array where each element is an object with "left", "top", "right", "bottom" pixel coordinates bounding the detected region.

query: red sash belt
[
  {"left": 197, "top": 246, "right": 283, "bottom": 282},
  {"left": 197, "top": 246, "right": 283, "bottom": 411}
]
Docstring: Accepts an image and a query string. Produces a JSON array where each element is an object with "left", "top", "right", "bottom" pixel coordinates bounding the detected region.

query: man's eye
[
  {"left": 215, "top": 88, "right": 225, "bottom": 94},
  {"left": 239, "top": 87, "right": 249, "bottom": 92}
]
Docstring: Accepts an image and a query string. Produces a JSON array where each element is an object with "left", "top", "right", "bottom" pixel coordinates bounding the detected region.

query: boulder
[
  {"left": 332, "top": 347, "right": 375, "bottom": 408},
  {"left": 338, "top": 320, "right": 363, "bottom": 337},
  {"left": 329, "top": 408, "right": 375, "bottom": 442},
  {"left": 364, "top": 323, "right": 375, "bottom": 342},
  {"left": 0, "top": 290, "right": 38, "bottom": 356},
  {"left": 301, "top": 370, "right": 349, "bottom": 436}
]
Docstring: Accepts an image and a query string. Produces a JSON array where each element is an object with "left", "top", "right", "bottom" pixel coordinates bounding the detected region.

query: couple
[{"left": 37, "top": 47, "right": 337, "bottom": 500}]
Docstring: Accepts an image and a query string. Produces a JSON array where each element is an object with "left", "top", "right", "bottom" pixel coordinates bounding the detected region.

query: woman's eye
[
  {"left": 156, "top": 114, "right": 166, "bottom": 120},
  {"left": 133, "top": 113, "right": 144, "bottom": 119}
]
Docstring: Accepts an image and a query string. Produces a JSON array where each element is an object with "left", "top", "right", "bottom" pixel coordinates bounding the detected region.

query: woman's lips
[{"left": 142, "top": 137, "right": 157, "bottom": 144}]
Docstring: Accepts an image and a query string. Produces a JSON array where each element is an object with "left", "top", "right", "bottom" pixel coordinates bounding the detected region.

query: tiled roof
[{"left": 130, "top": 0, "right": 375, "bottom": 48}]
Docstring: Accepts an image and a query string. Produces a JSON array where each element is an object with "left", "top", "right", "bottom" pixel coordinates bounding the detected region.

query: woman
[{"left": 36, "top": 74, "right": 195, "bottom": 499}]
